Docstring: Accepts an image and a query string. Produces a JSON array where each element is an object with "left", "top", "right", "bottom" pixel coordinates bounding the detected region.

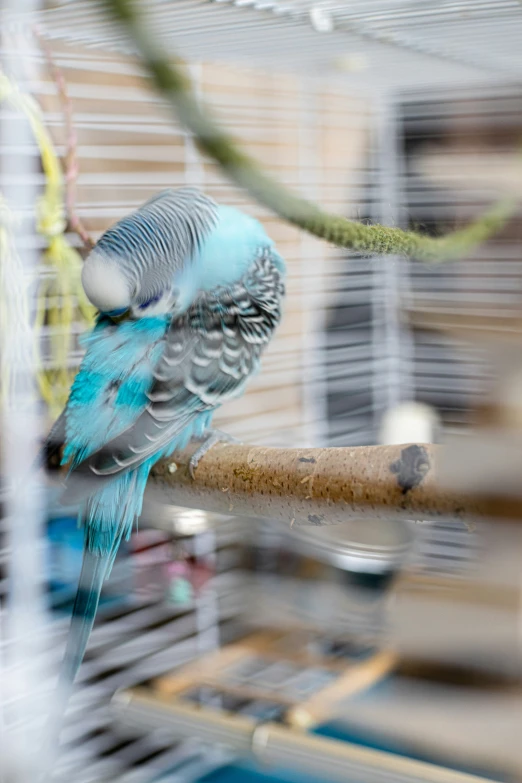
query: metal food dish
[{"left": 286, "top": 518, "right": 414, "bottom": 575}]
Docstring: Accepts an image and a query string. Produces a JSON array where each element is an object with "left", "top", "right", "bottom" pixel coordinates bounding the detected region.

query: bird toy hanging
[{"left": 0, "top": 69, "right": 95, "bottom": 418}]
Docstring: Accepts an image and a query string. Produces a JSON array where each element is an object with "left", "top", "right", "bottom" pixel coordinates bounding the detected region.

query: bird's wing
[
  {"left": 61, "top": 314, "right": 170, "bottom": 470},
  {"left": 67, "top": 251, "right": 284, "bottom": 483}
]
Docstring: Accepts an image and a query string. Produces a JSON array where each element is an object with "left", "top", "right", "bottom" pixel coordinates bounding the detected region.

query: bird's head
[{"left": 81, "top": 188, "right": 219, "bottom": 321}]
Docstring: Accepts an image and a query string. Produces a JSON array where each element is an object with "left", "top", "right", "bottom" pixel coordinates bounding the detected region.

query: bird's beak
[
  {"left": 111, "top": 311, "right": 130, "bottom": 323},
  {"left": 105, "top": 308, "right": 131, "bottom": 323}
]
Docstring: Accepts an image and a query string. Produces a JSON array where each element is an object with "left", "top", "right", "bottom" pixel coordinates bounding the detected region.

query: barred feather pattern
[{"left": 92, "top": 188, "right": 219, "bottom": 304}]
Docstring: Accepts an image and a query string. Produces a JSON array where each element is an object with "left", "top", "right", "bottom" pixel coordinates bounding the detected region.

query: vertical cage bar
[
  {"left": 0, "top": 4, "right": 53, "bottom": 780},
  {"left": 371, "top": 95, "right": 414, "bottom": 431},
  {"left": 298, "top": 80, "right": 328, "bottom": 447}
]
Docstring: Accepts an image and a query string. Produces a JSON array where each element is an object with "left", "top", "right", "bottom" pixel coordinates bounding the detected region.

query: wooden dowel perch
[{"left": 149, "top": 441, "right": 503, "bottom": 526}]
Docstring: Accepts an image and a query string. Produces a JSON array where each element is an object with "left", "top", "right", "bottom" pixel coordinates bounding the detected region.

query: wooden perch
[{"left": 149, "top": 441, "right": 510, "bottom": 526}]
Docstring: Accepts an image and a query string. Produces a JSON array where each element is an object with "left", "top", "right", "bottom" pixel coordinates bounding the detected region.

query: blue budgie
[{"left": 44, "top": 187, "right": 286, "bottom": 689}]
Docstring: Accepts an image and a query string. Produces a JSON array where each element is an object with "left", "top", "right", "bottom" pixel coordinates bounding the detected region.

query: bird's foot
[{"left": 189, "top": 429, "right": 240, "bottom": 480}]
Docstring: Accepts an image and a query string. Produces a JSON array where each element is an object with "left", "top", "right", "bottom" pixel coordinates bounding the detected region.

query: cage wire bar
[
  {"left": 297, "top": 84, "right": 329, "bottom": 447},
  {"left": 371, "top": 96, "right": 411, "bottom": 425},
  {"left": 30, "top": 1, "right": 522, "bottom": 89},
  {"left": 180, "top": 61, "right": 222, "bottom": 673},
  {"left": 0, "top": 1, "right": 55, "bottom": 780}
]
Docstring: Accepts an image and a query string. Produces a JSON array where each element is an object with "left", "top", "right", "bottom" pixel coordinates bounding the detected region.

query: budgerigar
[{"left": 43, "top": 187, "right": 285, "bottom": 690}]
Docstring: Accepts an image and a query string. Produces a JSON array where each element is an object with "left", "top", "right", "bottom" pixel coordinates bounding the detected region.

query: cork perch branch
[{"left": 149, "top": 441, "right": 511, "bottom": 526}]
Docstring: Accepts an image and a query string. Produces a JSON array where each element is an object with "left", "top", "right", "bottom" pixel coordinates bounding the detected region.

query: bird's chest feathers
[{"left": 63, "top": 316, "right": 169, "bottom": 465}]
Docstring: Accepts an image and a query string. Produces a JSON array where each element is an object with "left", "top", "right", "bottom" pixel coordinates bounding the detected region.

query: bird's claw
[{"left": 188, "top": 429, "right": 239, "bottom": 480}]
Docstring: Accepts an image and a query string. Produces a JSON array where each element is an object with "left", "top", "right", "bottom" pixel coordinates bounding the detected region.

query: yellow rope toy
[{"left": 0, "top": 70, "right": 95, "bottom": 418}]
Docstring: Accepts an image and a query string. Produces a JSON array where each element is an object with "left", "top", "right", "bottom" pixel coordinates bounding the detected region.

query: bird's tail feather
[
  {"left": 48, "top": 460, "right": 154, "bottom": 770},
  {"left": 46, "top": 548, "right": 109, "bottom": 770},
  {"left": 59, "top": 547, "right": 109, "bottom": 688}
]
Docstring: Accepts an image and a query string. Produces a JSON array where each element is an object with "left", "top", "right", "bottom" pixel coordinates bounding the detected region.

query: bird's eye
[{"left": 138, "top": 293, "right": 162, "bottom": 310}]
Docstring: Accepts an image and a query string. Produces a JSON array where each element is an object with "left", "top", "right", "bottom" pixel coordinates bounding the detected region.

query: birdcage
[{"left": 2, "top": 2, "right": 522, "bottom": 782}]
